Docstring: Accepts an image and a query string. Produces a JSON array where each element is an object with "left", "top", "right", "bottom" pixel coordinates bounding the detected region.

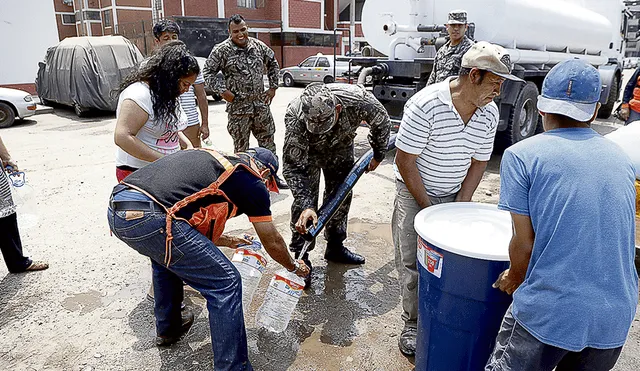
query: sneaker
[
  {"left": 398, "top": 326, "right": 417, "bottom": 356},
  {"left": 324, "top": 245, "right": 365, "bottom": 265},
  {"left": 155, "top": 307, "right": 195, "bottom": 346}
]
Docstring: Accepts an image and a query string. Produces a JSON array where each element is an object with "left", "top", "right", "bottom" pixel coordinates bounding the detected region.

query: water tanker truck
[{"left": 351, "top": 0, "right": 628, "bottom": 149}]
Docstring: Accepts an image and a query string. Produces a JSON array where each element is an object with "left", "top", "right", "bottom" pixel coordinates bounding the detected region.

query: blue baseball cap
[
  {"left": 246, "top": 147, "right": 281, "bottom": 193},
  {"left": 537, "top": 59, "right": 602, "bottom": 122}
]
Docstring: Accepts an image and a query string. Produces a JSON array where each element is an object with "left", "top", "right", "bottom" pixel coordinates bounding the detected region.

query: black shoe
[
  {"left": 324, "top": 245, "right": 365, "bottom": 265},
  {"left": 295, "top": 252, "right": 312, "bottom": 289},
  {"left": 398, "top": 326, "right": 417, "bottom": 356},
  {"left": 275, "top": 176, "right": 289, "bottom": 190},
  {"left": 155, "top": 307, "right": 195, "bottom": 346}
]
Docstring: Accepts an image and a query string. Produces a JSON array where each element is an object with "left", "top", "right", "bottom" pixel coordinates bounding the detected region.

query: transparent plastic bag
[{"left": 7, "top": 170, "right": 39, "bottom": 230}]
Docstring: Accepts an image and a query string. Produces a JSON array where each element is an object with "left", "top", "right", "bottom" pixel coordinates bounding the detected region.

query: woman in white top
[{"left": 114, "top": 41, "right": 200, "bottom": 181}]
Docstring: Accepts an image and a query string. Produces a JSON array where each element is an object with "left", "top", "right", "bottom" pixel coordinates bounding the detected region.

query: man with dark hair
[
  {"left": 393, "top": 41, "right": 521, "bottom": 356},
  {"left": 203, "top": 14, "right": 286, "bottom": 188},
  {"left": 427, "top": 10, "right": 474, "bottom": 85},
  {"left": 486, "top": 59, "right": 638, "bottom": 371},
  {"left": 152, "top": 19, "right": 181, "bottom": 42},
  {"left": 152, "top": 19, "right": 209, "bottom": 147}
]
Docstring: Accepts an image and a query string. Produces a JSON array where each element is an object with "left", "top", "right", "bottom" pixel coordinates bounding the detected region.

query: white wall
[{"left": 0, "top": 0, "right": 60, "bottom": 86}]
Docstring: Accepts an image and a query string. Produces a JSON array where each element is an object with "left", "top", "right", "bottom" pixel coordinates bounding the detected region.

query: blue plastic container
[{"left": 414, "top": 203, "right": 513, "bottom": 371}]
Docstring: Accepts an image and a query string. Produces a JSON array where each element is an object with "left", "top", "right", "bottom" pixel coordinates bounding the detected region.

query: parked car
[
  {"left": 36, "top": 36, "right": 143, "bottom": 117},
  {"left": 279, "top": 53, "right": 353, "bottom": 87},
  {"left": 194, "top": 57, "right": 225, "bottom": 101},
  {"left": 0, "top": 88, "right": 37, "bottom": 128}
]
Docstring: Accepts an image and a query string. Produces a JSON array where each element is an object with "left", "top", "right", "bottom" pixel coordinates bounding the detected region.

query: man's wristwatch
[{"left": 287, "top": 260, "right": 300, "bottom": 273}]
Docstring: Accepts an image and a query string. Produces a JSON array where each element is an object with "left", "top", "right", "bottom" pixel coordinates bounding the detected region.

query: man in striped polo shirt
[{"left": 393, "top": 41, "right": 523, "bottom": 356}]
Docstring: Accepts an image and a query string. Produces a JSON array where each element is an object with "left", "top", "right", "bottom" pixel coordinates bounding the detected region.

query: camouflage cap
[
  {"left": 300, "top": 83, "right": 338, "bottom": 134},
  {"left": 447, "top": 10, "right": 467, "bottom": 25}
]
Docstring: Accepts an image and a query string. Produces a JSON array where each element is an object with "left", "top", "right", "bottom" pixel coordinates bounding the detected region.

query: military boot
[{"left": 324, "top": 244, "right": 365, "bottom": 265}]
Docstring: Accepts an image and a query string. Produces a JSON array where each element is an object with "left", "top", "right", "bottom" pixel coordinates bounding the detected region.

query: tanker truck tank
[
  {"left": 354, "top": 0, "right": 625, "bottom": 150},
  {"left": 362, "top": 0, "right": 615, "bottom": 63}
]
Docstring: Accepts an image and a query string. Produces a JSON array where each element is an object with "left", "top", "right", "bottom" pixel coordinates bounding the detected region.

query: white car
[
  {"left": 0, "top": 87, "right": 36, "bottom": 128},
  {"left": 279, "top": 53, "right": 353, "bottom": 86}
]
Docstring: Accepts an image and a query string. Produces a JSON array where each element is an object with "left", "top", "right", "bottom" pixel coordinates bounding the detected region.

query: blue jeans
[
  {"left": 107, "top": 188, "right": 252, "bottom": 371},
  {"left": 485, "top": 306, "right": 622, "bottom": 371},
  {"left": 627, "top": 109, "right": 640, "bottom": 125}
]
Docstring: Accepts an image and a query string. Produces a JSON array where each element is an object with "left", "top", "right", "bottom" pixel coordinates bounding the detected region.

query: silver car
[
  {"left": 0, "top": 88, "right": 37, "bottom": 128},
  {"left": 280, "top": 53, "right": 351, "bottom": 86}
]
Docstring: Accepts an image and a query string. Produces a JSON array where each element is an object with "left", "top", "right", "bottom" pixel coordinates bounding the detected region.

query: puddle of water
[
  {"left": 347, "top": 221, "right": 393, "bottom": 245},
  {"left": 61, "top": 290, "right": 103, "bottom": 314},
  {"left": 296, "top": 324, "right": 356, "bottom": 369}
]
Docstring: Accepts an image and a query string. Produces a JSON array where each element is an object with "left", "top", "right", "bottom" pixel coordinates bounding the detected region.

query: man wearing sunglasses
[{"left": 107, "top": 147, "right": 308, "bottom": 369}]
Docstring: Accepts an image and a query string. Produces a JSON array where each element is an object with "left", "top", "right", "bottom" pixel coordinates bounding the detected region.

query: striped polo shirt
[
  {"left": 179, "top": 71, "right": 205, "bottom": 127},
  {"left": 394, "top": 77, "right": 498, "bottom": 197}
]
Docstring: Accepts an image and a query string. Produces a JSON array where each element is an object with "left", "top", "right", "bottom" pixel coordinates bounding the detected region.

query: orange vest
[
  {"left": 122, "top": 149, "right": 267, "bottom": 266},
  {"left": 630, "top": 75, "right": 640, "bottom": 113}
]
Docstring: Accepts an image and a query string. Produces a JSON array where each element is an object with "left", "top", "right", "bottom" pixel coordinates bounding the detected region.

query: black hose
[{"left": 303, "top": 135, "right": 397, "bottom": 241}]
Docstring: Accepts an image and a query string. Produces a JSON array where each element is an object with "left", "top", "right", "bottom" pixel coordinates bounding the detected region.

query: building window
[
  {"left": 237, "top": 0, "right": 265, "bottom": 9},
  {"left": 82, "top": 10, "right": 101, "bottom": 21},
  {"left": 103, "top": 10, "right": 112, "bottom": 27},
  {"left": 271, "top": 32, "right": 337, "bottom": 47},
  {"left": 61, "top": 14, "right": 76, "bottom": 25}
]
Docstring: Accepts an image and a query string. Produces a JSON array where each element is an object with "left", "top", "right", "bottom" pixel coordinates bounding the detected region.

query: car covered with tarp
[{"left": 36, "top": 36, "right": 143, "bottom": 116}]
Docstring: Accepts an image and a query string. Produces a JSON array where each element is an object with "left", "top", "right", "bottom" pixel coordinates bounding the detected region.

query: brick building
[{"left": 50, "top": 0, "right": 362, "bottom": 67}]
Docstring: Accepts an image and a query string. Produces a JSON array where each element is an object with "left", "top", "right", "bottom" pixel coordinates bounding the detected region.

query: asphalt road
[{"left": 0, "top": 76, "right": 638, "bottom": 371}]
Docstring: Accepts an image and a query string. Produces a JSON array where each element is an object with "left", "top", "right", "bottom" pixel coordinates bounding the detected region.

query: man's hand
[
  {"left": 367, "top": 158, "right": 381, "bottom": 173},
  {"left": 492, "top": 268, "right": 524, "bottom": 295},
  {"left": 221, "top": 90, "right": 235, "bottom": 103},
  {"left": 620, "top": 106, "right": 630, "bottom": 121},
  {"left": 200, "top": 124, "right": 210, "bottom": 140},
  {"left": 295, "top": 208, "right": 318, "bottom": 234},
  {"left": 2, "top": 158, "right": 18, "bottom": 172},
  {"left": 293, "top": 260, "right": 311, "bottom": 278},
  {"left": 216, "top": 234, "right": 253, "bottom": 248},
  {"left": 264, "top": 88, "right": 276, "bottom": 105}
]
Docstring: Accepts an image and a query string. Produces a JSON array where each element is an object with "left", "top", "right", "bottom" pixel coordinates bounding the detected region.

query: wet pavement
[{"left": 0, "top": 84, "right": 638, "bottom": 370}]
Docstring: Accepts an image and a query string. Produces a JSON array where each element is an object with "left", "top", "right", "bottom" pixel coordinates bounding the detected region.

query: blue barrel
[{"left": 414, "top": 203, "right": 513, "bottom": 371}]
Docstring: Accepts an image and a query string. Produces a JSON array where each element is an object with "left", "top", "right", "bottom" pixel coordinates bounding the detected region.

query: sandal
[{"left": 24, "top": 261, "right": 49, "bottom": 272}]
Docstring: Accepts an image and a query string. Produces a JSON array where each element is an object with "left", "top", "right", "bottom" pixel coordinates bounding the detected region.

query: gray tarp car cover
[{"left": 36, "top": 36, "right": 143, "bottom": 112}]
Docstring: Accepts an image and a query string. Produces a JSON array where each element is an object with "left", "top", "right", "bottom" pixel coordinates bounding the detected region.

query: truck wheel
[
  {"left": 0, "top": 102, "right": 16, "bottom": 128},
  {"left": 598, "top": 76, "right": 618, "bottom": 119},
  {"left": 496, "top": 82, "right": 539, "bottom": 152},
  {"left": 283, "top": 73, "right": 295, "bottom": 87},
  {"left": 324, "top": 75, "right": 334, "bottom": 84}
]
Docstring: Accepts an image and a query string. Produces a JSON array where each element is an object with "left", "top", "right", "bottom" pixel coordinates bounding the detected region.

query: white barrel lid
[{"left": 414, "top": 202, "right": 512, "bottom": 261}]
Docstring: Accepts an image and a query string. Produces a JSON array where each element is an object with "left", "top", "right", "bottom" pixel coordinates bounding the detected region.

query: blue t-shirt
[{"left": 499, "top": 128, "right": 638, "bottom": 351}]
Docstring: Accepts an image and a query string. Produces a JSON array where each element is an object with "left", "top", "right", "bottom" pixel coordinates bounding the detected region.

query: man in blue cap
[
  {"left": 487, "top": 59, "right": 638, "bottom": 370},
  {"left": 107, "top": 147, "right": 309, "bottom": 369}
]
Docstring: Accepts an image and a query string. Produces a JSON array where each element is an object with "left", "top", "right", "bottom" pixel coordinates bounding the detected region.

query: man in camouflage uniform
[
  {"left": 203, "top": 14, "right": 287, "bottom": 187},
  {"left": 283, "top": 83, "right": 391, "bottom": 287},
  {"left": 427, "top": 10, "right": 475, "bottom": 85}
]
